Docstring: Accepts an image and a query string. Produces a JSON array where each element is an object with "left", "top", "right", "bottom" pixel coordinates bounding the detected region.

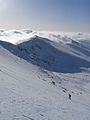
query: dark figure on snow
[
  {"left": 69, "top": 94, "right": 71, "bottom": 100},
  {"left": 52, "top": 81, "right": 55, "bottom": 85}
]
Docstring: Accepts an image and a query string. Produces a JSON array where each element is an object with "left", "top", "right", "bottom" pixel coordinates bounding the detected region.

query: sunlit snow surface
[
  {"left": 0, "top": 29, "right": 90, "bottom": 45},
  {"left": 0, "top": 30, "right": 90, "bottom": 120}
]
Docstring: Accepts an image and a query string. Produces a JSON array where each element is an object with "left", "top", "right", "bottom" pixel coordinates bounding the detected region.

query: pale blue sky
[{"left": 0, "top": 0, "right": 90, "bottom": 32}]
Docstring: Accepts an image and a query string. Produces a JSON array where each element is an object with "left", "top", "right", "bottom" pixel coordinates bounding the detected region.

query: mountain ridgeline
[{"left": 0, "top": 34, "right": 90, "bottom": 73}]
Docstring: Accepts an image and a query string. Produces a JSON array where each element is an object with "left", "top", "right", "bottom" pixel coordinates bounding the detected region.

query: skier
[
  {"left": 52, "top": 81, "right": 55, "bottom": 85},
  {"left": 69, "top": 94, "right": 71, "bottom": 100}
]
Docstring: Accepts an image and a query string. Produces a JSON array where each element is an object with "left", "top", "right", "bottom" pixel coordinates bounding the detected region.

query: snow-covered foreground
[{"left": 0, "top": 30, "right": 90, "bottom": 120}]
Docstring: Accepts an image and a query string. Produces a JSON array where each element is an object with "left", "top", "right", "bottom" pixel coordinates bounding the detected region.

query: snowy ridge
[
  {"left": 0, "top": 30, "right": 90, "bottom": 120},
  {"left": 0, "top": 29, "right": 90, "bottom": 44},
  {"left": 0, "top": 30, "right": 90, "bottom": 73}
]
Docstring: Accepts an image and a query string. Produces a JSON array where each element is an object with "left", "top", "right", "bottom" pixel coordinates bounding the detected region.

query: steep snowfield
[{"left": 0, "top": 30, "right": 90, "bottom": 120}]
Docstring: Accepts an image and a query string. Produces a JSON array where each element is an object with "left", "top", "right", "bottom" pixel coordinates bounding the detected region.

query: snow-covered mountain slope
[
  {"left": 0, "top": 30, "right": 90, "bottom": 73},
  {"left": 0, "top": 43, "right": 90, "bottom": 120},
  {"left": 0, "top": 30, "right": 90, "bottom": 120},
  {"left": 0, "top": 29, "right": 90, "bottom": 44}
]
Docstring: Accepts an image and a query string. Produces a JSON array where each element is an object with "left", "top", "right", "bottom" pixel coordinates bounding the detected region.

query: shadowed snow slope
[
  {"left": 0, "top": 35, "right": 90, "bottom": 73},
  {"left": 0, "top": 31, "right": 90, "bottom": 120},
  {"left": 0, "top": 41, "right": 90, "bottom": 120}
]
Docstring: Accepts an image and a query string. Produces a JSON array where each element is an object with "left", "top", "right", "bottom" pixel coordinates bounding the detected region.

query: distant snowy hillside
[
  {"left": 0, "top": 30, "right": 90, "bottom": 120},
  {"left": 0, "top": 29, "right": 90, "bottom": 45},
  {"left": 0, "top": 30, "right": 90, "bottom": 73}
]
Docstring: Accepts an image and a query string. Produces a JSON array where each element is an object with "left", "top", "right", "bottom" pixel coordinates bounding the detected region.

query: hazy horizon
[{"left": 0, "top": 0, "right": 90, "bottom": 32}]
